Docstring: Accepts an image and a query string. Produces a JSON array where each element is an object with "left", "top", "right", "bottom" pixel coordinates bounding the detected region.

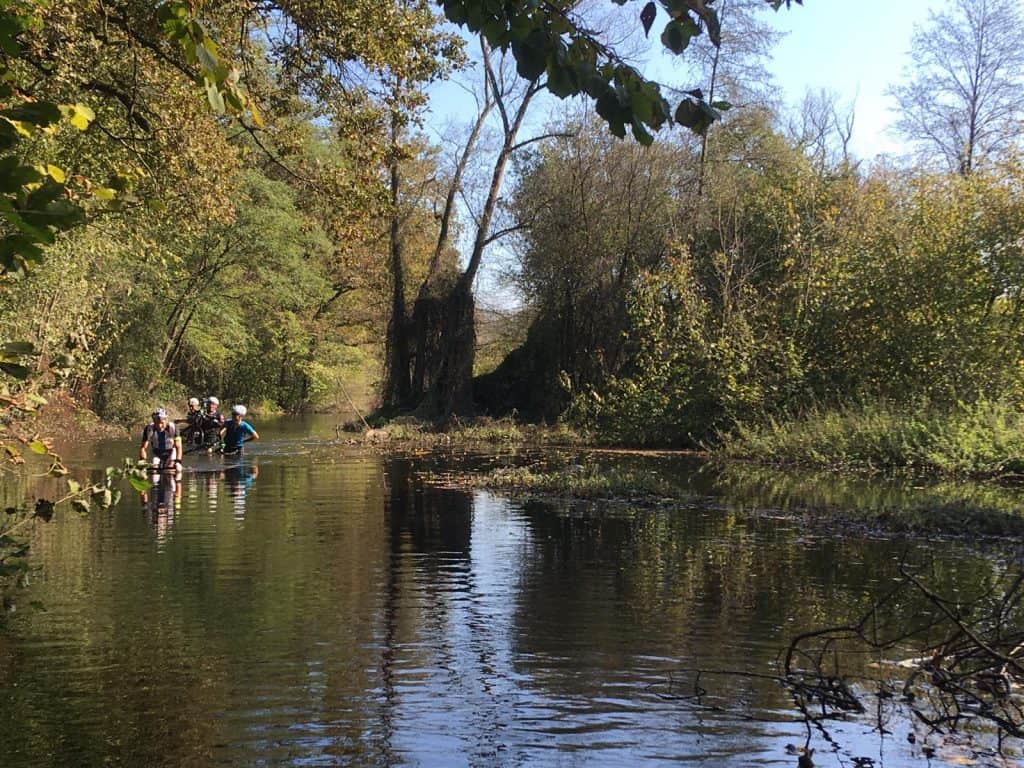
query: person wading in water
[
  {"left": 220, "top": 405, "right": 259, "bottom": 455},
  {"left": 140, "top": 408, "right": 181, "bottom": 471}
]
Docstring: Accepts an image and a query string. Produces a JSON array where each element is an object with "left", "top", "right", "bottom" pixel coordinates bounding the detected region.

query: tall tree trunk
[{"left": 382, "top": 107, "right": 412, "bottom": 410}]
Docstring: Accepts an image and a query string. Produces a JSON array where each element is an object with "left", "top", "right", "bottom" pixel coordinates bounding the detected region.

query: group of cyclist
[{"left": 139, "top": 396, "right": 259, "bottom": 471}]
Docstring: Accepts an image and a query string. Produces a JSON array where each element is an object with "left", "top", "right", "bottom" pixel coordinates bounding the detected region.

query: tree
[
  {"left": 788, "top": 88, "right": 856, "bottom": 170},
  {"left": 890, "top": 0, "right": 1024, "bottom": 175},
  {"left": 478, "top": 113, "right": 690, "bottom": 419},
  {"left": 439, "top": 0, "right": 801, "bottom": 144},
  {"left": 407, "top": 41, "right": 547, "bottom": 416},
  {"left": 684, "top": 0, "right": 782, "bottom": 194}
]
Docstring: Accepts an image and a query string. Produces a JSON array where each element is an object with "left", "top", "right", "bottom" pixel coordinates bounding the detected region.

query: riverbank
[
  {"left": 369, "top": 400, "right": 1024, "bottom": 481},
  {"left": 719, "top": 399, "right": 1024, "bottom": 479},
  {"left": 349, "top": 416, "right": 588, "bottom": 448},
  {"left": 26, "top": 391, "right": 128, "bottom": 446},
  {"left": 443, "top": 457, "right": 1024, "bottom": 540}
]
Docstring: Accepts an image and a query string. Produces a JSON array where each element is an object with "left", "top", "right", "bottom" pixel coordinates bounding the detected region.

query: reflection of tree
[
  {"left": 387, "top": 458, "right": 472, "bottom": 555},
  {"left": 510, "top": 498, "right": 1001, "bottom": 716},
  {"left": 379, "top": 457, "right": 474, "bottom": 753},
  {"left": 712, "top": 461, "right": 1024, "bottom": 535},
  {"left": 382, "top": 461, "right": 519, "bottom": 762}
]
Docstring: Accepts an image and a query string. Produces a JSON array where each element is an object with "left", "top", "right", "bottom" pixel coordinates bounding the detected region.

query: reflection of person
[
  {"left": 140, "top": 474, "right": 181, "bottom": 543},
  {"left": 139, "top": 408, "right": 180, "bottom": 471},
  {"left": 220, "top": 405, "right": 259, "bottom": 455},
  {"left": 223, "top": 462, "right": 258, "bottom": 518}
]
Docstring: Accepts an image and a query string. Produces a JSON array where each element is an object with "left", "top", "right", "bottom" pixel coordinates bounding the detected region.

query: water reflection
[
  {"left": 140, "top": 472, "right": 182, "bottom": 545},
  {"left": 0, "top": 430, "right": 1020, "bottom": 767},
  {"left": 224, "top": 461, "right": 259, "bottom": 520}
]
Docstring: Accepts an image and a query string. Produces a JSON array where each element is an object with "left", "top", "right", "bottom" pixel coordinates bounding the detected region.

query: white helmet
[
  {"left": 152, "top": 407, "right": 168, "bottom": 420},
  {"left": 231, "top": 405, "right": 247, "bottom": 416},
  {"left": 188, "top": 397, "right": 200, "bottom": 407},
  {"left": 208, "top": 396, "right": 219, "bottom": 406}
]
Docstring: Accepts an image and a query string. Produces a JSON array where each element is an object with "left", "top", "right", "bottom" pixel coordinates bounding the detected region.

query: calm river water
[{"left": 1, "top": 416, "right": 1021, "bottom": 767}]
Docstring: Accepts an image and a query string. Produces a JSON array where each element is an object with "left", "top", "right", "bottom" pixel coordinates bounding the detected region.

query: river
[{"left": 0, "top": 416, "right": 1021, "bottom": 766}]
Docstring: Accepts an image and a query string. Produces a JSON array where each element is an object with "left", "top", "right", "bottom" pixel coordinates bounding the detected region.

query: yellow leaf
[
  {"left": 249, "top": 103, "right": 264, "bottom": 129},
  {"left": 93, "top": 187, "right": 116, "bottom": 201},
  {"left": 46, "top": 164, "right": 65, "bottom": 183},
  {"left": 28, "top": 440, "right": 48, "bottom": 455},
  {"left": 2, "top": 116, "right": 32, "bottom": 137},
  {"left": 68, "top": 103, "right": 95, "bottom": 131}
]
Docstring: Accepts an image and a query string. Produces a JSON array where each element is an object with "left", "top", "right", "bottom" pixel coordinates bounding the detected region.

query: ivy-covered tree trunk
[{"left": 411, "top": 277, "right": 475, "bottom": 417}]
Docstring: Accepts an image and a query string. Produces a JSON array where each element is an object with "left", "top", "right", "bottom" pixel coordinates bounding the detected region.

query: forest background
[{"left": 2, "top": 0, "right": 1024, "bottom": 466}]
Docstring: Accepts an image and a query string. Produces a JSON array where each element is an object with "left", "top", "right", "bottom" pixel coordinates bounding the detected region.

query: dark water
[{"left": 1, "top": 417, "right": 1021, "bottom": 767}]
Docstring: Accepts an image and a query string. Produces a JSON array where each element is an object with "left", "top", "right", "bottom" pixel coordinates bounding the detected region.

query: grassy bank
[
  {"left": 465, "top": 462, "right": 685, "bottom": 500},
  {"left": 720, "top": 400, "right": 1024, "bottom": 477},
  {"left": 363, "top": 416, "right": 586, "bottom": 448}
]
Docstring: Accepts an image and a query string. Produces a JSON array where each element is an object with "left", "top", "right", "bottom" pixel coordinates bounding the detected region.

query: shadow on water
[{"left": 0, "top": 418, "right": 1022, "bottom": 766}]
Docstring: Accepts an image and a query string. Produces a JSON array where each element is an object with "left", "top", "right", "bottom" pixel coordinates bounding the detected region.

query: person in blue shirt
[{"left": 220, "top": 405, "right": 259, "bottom": 454}]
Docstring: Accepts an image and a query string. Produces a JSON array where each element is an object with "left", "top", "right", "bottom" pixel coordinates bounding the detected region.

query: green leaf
[
  {"left": 0, "top": 362, "right": 30, "bottom": 379},
  {"left": 595, "top": 89, "right": 624, "bottom": 128},
  {"left": 0, "top": 156, "right": 43, "bottom": 193},
  {"left": 28, "top": 440, "right": 48, "bottom": 455},
  {"left": 546, "top": 60, "right": 577, "bottom": 99},
  {"left": 1, "top": 341, "right": 35, "bottom": 356},
  {"left": 630, "top": 119, "right": 654, "bottom": 146},
  {"left": 674, "top": 98, "right": 718, "bottom": 135},
  {"left": 442, "top": 0, "right": 468, "bottom": 25},
  {"left": 1, "top": 233, "right": 45, "bottom": 266},
  {"left": 196, "top": 40, "right": 228, "bottom": 82},
  {"left": 511, "top": 28, "right": 550, "bottom": 81},
  {"left": 660, "top": 17, "right": 699, "bottom": 55},
  {"left": 66, "top": 478, "right": 81, "bottom": 494},
  {"left": 23, "top": 180, "right": 79, "bottom": 230},
  {"left": 2, "top": 100, "right": 61, "bottom": 128},
  {"left": 128, "top": 475, "right": 152, "bottom": 493},
  {"left": 0, "top": 16, "right": 24, "bottom": 56}
]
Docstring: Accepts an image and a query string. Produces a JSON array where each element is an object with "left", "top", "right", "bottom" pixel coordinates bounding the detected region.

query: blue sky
[
  {"left": 763, "top": 0, "right": 937, "bottom": 160},
  {"left": 426, "top": 0, "right": 943, "bottom": 161}
]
